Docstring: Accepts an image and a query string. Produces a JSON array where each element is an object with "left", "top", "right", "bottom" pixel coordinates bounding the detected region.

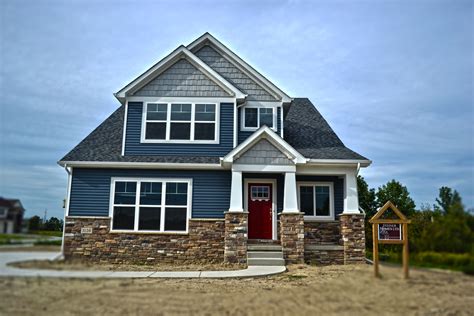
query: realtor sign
[
  {"left": 369, "top": 201, "right": 411, "bottom": 279},
  {"left": 378, "top": 223, "right": 402, "bottom": 240}
]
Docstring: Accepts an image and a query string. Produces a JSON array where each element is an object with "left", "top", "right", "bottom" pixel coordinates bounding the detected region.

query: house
[
  {"left": 0, "top": 198, "right": 25, "bottom": 234},
  {"left": 59, "top": 33, "right": 370, "bottom": 266}
]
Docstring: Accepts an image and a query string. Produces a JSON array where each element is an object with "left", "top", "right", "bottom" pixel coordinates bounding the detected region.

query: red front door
[{"left": 248, "top": 183, "right": 273, "bottom": 239}]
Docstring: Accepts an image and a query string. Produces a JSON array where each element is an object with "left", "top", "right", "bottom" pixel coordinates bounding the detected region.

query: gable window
[
  {"left": 297, "top": 182, "right": 334, "bottom": 220},
  {"left": 143, "top": 102, "right": 218, "bottom": 143},
  {"left": 110, "top": 178, "right": 192, "bottom": 233},
  {"left": 242, "top": 106, "right": 276, "bottom": 130}
]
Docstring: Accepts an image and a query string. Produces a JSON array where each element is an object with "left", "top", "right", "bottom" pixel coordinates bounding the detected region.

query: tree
[
  {"left": 435, "top": 186, "right": 462, "bottom": 214},
  {"left": 357, "top": 175, "right": 377, "bottom": 217},
  {"left": 28, "top": 216, "right": 42, "bottom": 231},
  {"left": 44, "top": 217, "right": 63, "bottom": 231},
  {"left": 375, "top": 180, "right": 416, "bottom": 217},
  {"left": 357, "top": 175, "right": 377, "bottom": 249}
]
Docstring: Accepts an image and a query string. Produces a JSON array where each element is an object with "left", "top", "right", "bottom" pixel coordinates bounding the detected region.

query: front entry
[{"left": 248, "top": 183, "right": 273, "bottom": 239}]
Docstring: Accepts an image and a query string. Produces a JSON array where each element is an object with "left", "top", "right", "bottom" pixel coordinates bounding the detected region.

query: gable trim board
[
  {"left": 222, "top": 125, "right": 307, "bottom": 165},
  {"left": 187, "top": 33, "right": 292, "bottom": 103},
  {"left": 114, "top": 46, "right": 246, "bottom": 102}
]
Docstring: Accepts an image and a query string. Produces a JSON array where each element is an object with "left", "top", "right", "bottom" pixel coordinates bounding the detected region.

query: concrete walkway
[{"left": 0, "top": 252, "right": 286, "bottom": 279}]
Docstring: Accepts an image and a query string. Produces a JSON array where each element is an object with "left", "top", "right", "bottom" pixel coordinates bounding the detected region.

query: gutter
[{"left": 60, "top": 165, "right": 72, "bottom": 258}]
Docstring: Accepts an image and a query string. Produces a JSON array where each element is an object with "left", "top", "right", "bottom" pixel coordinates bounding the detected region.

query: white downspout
[{"left": 60, "top": 165, "right": 72, "bottom": 259}]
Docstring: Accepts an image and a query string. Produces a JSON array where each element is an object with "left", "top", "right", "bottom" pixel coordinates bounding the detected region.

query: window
[
  {"left": 143, "top": 103, "right": 218, "bottom": 143},
  {"left": 297, "top": 183, "right": 334, "bottom": 219},
  {"left": 251, "top": 185, "right": 270, "bottom": 201},
  {"left": 110, "top": 179, "right": 191, "bottom": 233},
  {"left": 242, "top": 107, "right": 275, "bottom": 130}
]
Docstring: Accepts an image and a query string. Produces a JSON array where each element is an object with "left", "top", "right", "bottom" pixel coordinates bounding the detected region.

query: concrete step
[
  {"left": 247, "top": 251, "right": 284, "bottom": 259},
  {"left": 247, "top": 258, "right": 286, "bottom": 266},
  {"left": 247, "top": 244, "right": 282, "bottom": 252}
]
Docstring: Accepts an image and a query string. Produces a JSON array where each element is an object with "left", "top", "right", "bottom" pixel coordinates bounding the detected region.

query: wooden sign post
[{"left": 369, "top": 201, "right": 411, "bottom": 279}]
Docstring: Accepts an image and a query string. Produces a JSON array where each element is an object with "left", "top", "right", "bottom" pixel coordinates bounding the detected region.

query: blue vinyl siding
[
  {"left": 124, "top": 102, "right": 234, "bottom": 156},
  {"left": 69, "top": 168, "right": 231, "bottom": 218},
  {"left": 238, "top": 107, "right": 282, "bottom": 144},
  {"left": 296, "top": 175, "right": 344, "bottom": 216}
]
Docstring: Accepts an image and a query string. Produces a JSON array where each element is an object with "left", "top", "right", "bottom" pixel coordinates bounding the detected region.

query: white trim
[
  {"left": 140, "top": 102, "right": 220, "bottom": 144},
  {"left": 297, "top": 182, "right": 335, "bottom": 221},
  {"left": 187, "top": 33, "right": 292, "bottom": 103},
  {"left": 233, "top": 100, "right": 237, "bottom": 148},
  {"left": 58, "top": 161, "right": 224, "bottom": 169},
  {"left": 280, "top": 106, "right": 284, "bottom": 138},
  {"left": 223, "top": 125, "right": 307, "bottom": 165},
  {"left": 65, "top": 167, "right": 73, "bottom": 216},
  {"left": 121, "top": 101, "right": 128, "bottom": 156},
  {"left": 115, "top": 46, "right": 246, "bottom": 102},
  {"left": 241, "top": 104, "right": 278, "bottom": 132},
  {"left": 126, "top": 96, "right": 236, "bottom": 103},
  {"left": 232, "top": 165, "right": 295, "bottom": 173},
  {"left": 244, "top": 178, "right": 278, "bottom": 240},
  {"left": 306, "top": 159, "right": 372, "bottom": 167},
  {"left": 109, "top": 177, "right": 192, "bottom": 234}
]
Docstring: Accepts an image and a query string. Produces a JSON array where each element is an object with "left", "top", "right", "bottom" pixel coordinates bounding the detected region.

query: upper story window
[
  {"left": 142, "top": 102, "right": 219, "bottom": 143},
  {"left": 242, "top": 106, "right": 276, "bottom": 131},
  {"left": 297, "top": 182, "right": 334, "bottom": 220}
]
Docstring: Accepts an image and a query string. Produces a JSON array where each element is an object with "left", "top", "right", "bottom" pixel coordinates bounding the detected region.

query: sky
[{"left": 0, "top": 0, "right": 472, "bottom": 219}]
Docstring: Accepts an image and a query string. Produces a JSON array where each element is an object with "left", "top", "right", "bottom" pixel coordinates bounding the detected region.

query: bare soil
[
  {"left": 0, "top": 264, "right": 472, "bottom": 316},
  {"left": 11, "top": 259, "right": 242, "bottom": 271}
]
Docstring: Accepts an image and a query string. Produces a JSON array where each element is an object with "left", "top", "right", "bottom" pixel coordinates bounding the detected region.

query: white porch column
[
  {"left": 228, "top": 171, "right": 243, "bottom": 212},
  {"left": 343, "top": 170, "right": 360, "bottom": 214},
  {"left": 283, "top": 172, "right": 299, "bottom": 213}
]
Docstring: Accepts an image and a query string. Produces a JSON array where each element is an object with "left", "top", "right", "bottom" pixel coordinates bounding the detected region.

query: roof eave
[{"left": 306, "top": 159, "right": 372, "bottom": 167}]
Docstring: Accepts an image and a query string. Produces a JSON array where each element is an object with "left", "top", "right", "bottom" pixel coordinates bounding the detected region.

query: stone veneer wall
[
  {"left": 304, "top": 221, "right": 342, "bottom": 245},
  {"left": 304, "top": 246, "right": 345, "bottom": 265},
  {"left": 63, "top": 217, "right": 225, "bottom": 264},
  {"left": 304, "top": 221, "right": 344, "bottom": 265},
  {"left": 280, "top": 213, "right": 304, "bottom": 264},
  {"left": 340, "top": 214, "right": 366, "bottom": 264},
  {"left": 224, "top": 212, "right": 248, "bottom": 264}
]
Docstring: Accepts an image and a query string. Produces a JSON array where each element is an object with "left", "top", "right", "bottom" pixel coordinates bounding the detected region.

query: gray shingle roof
[
  {"left": 59, "top": 106, "right": 220, "bottom": 164},
  {"left": 59, "top": 98, "right": 367, "bottom": 164},
  {"left": 284, "top": 98, "right": 368, "bottom": 160}
]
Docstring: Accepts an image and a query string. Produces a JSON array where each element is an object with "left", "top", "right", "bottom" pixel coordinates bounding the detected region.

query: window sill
[
  {"left": 140, "top": 139, "right": 219, "bottom": 145},
  {"left": 240, "top": 127, "right": 277, "bottom": 132},
  {"left": 109, "top": 230, "right": 189, "bottom": 235},
  {"left": 304, "top": 216, "right": 337, "bottom": 222}
]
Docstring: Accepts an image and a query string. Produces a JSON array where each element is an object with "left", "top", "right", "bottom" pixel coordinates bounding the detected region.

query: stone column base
[
  {"left": 279, "top": 212, "right": 304, "bottom": 264},
  {"left": 340, "top": 213, "right": 366, "bottom": 264},
  {"left": 224, "top": 212, "right": 248, "bottom": 264}
]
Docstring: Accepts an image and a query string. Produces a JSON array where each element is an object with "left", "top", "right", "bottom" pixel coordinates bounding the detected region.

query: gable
[
  {"left": 234, "top": 139, "right": 293, "bottom": 165},
  {"left": 195, "top": 45, "right": 277, "bottom": 101},
  {"left": 133, "top": 58, "right": 231, "bottom": 97}
]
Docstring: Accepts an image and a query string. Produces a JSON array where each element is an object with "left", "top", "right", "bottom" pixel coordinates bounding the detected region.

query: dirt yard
[
  {"left": 0, "top": 264, "right": 472, "bottom": 315},
  {"left": 11, "top": 259, "right": 242, "bottom": 271}
]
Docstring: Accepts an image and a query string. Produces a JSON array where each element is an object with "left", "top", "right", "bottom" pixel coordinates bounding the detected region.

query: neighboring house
[
  {"left": 59, "top": 33, "right": 370, "bottom": 266},
  {"left": 0, "top": 198, "right": 25, "bottom": 234}
]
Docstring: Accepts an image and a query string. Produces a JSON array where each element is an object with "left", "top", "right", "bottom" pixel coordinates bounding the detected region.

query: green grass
[
  {"left": 34, "top": 239, "right": 62, "bottom": 246},
  {"left": 0, "top": 234, "right": 31, "bottom": 245},
  {"left": 366, "top": 249, "right": 474, "bottom": 275},
  {"left": 30, "top": 230, "right": 63, "bottom": 237}
]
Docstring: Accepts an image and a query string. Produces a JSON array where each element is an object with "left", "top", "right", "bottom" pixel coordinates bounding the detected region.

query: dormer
[{"left": 113, "top": 33, "right": 292, "bottom": 157}]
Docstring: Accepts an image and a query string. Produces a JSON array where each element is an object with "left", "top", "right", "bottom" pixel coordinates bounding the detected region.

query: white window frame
[
  {"left": 297, "top": 182, "right": 335, "bottom": 221},
  {"left": 241, "top": 105, "right": 278, "bottom": 132},
  {"left": 141, "top": 102, "right": 220, "bottom": 144},
  {"left": 109, "top": 177, "right": 193, "bottom": 234}
]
